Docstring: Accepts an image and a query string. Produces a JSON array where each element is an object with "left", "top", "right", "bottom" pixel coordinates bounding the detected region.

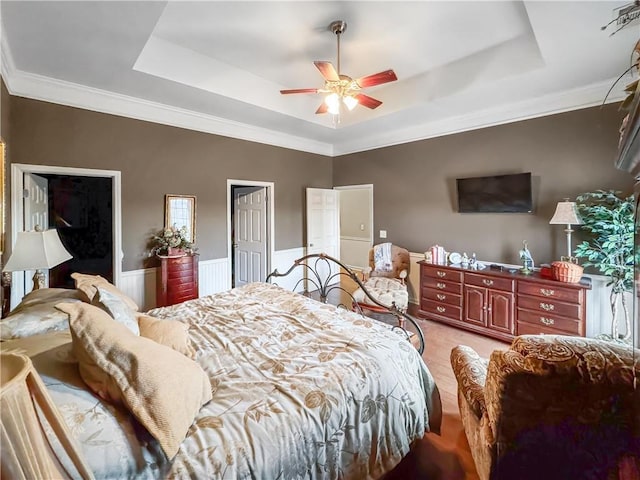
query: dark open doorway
[{"left": 40, "top": 174, "right": 113, "bottom": 288}]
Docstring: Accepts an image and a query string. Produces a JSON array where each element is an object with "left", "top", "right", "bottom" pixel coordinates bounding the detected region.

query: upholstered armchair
[
  {"left": 352, "top": 243, "right": 410, "bottom": 313},
  {"left": 450, "top": 335, "right": 640, "bottom": 480}
]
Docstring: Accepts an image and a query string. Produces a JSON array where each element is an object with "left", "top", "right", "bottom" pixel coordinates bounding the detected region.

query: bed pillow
[
  {"left": 137, "top": 314, "right": 195, "bottom": 359},
  {"left": 71, "top": 273, "right": 139, "bottom": 311},
  {"left": 55, "top": 302, "right": 212, "bottom": 459},
  {"left": 0, "top": 288, "right": 83, "bottom": 340},
  {"left": 92, "top": 287, "right": 140, "bottom": 335}
]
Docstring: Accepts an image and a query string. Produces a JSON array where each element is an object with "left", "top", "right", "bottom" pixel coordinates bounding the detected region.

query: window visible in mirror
[{"left": 165, "top": 194, "right": 196, "bottom": 243}]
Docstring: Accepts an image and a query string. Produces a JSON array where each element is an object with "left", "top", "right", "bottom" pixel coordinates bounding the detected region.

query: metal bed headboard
[{"left": 266, "top": 253, "right": 425, "bottom": 354}]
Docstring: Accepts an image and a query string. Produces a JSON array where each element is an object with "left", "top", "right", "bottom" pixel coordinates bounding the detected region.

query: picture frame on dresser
[{"left": 165, "top": 194, "right": 196, "bottom": 244}]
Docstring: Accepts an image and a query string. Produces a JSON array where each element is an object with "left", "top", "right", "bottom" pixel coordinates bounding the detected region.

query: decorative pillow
[
  {"left": 71, "top": 273, "right": 138, "bottom": 311},
  {"left": 55, "top": 302, "right": 212, "bottom": 459},
  {"left": 93, "top": 287, "right": 140, "bottom": 335},
  {"left": 137, "top": 314, "right": 195, "bottom": 359},
  {"left": 0, "top": 288, "right": 83, "bottom": 340}
]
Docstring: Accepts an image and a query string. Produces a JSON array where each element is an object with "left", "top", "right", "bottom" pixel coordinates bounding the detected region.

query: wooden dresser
[
  {"left": 156, "top": 254, "right": 199, "bottom": 307},
  {"left": 419, "top": 261, "right": 589, "bottom": 342}
]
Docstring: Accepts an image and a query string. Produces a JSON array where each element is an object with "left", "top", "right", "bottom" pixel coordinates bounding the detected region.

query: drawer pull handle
[
  {"left": 482, "top": 279, "right": 494, "bottom": 286},
  {"left": 540, "top": 303, "right": 555, "bottom": 311},
  {"left": 437, "top": 271, "right": 446, "bottom": 278},
  {"left": 540, "top": 288, "right": 555, "bottom": 297},
  {"left": 436, "top": 294, "right": 446, "bottom": 301},
  {"left": 540, "top": 317, "right": 555, "bottom": 326},
  {"left": 436, "top": 282, "right": 446, "bottom": 289},
  {"left": 436, "top": 306, "right": 446, "bottom": 313}
]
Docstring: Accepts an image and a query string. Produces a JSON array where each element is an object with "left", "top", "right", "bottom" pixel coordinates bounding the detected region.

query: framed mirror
[{"left": 165, "top": 194, "right": 196, "bottom": 243}]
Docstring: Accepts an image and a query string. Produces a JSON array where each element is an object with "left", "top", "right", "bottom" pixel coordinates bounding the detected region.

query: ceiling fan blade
[
  {"left": 314, "top": 61, "right": 340, "bottom": 81},
  {"left": 280, "top": 88, "right": 319, "bottom": 95},
  {"left": 315, "top": 103, "right": 328, "bottom": 114},
  {"left": 355, "top": 93, "right": 382, "bottom": 109},
  {"left": 356, "top": 70, "right": 398, "bottom": 88}
]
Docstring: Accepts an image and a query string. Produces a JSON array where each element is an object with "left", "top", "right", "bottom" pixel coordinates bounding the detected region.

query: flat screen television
[{"left": 456, "top": 172, "right": 533, "bottom": 213}]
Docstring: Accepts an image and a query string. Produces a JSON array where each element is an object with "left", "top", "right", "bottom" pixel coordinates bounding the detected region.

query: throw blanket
[{"left": 374, "top": 242, "right": 393, "bottom": 272}]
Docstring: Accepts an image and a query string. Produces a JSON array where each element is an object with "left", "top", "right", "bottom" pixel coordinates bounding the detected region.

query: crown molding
[{"left": 332, "top": 78, "right": 627, "bottom": 156}]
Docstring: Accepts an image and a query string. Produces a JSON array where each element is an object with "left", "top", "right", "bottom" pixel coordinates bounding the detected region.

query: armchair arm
[{"left": 450, "top": 345, "right": 490, "bottom": 418}]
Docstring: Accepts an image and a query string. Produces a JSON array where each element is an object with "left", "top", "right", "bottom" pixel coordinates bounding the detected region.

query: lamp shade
[
  {"left": 3, "top": 229, "right": 72, "bottom": 272},
  {"left": 549, "top": 201, "right": 583, "bottom": 225}
]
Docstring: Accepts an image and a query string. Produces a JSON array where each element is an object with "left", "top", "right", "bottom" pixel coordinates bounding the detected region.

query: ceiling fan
[{"left": 280, "top": 20, "right": 398, "bottom": 115}]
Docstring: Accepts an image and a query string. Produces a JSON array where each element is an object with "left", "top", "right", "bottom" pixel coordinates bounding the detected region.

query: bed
[{"left": 1, "top": 268, "right": 442, "bottom": 479}]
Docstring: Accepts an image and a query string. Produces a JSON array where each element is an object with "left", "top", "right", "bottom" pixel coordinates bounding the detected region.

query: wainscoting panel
[
  {"left": 199, "top": 258, "right": 231, "bottom": 297},
  {"left": 120, "top": 251, "right": 304, "bottom": 310},
  {"left": 271, "top": 247, "right": 306, "bottom": 292},
  {"left": 120, "top": 250, "right": 615, "bottom": 339},
  {"left": 120, "top": 268, "right": 156, "bottom": 312}
]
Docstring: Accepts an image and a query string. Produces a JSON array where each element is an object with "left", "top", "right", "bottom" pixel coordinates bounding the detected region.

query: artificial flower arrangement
[{"left": 150, "top": 225, "right": 194, "bottom": 256}]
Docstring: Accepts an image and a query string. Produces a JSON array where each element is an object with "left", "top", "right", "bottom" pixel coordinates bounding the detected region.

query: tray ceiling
[{"left": 1, "top": 1, "right": 637, "bottom": 156}]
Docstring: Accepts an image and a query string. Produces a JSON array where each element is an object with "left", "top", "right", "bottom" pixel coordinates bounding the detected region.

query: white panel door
[
  {"left": 234, "top": 186, "right": 267, "bottom": 287},
  {"left": 306, "top": 188, "right": 340, "bottom": 286},
  {"left": 23, "top": 173, "right": 49, "bottom": 293}
]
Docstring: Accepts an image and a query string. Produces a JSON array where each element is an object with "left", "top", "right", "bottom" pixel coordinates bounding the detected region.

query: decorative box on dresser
[
  {"left": 418, "top": 261, "right": 590, "bottom": 342},
  {"left": 156, "top": 254, "right": 199, "bottom": 307}
]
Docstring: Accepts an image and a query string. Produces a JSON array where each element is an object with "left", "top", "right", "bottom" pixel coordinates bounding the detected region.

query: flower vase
[{"left": 168, "top": 247, "right": 185, "bottom": 257}]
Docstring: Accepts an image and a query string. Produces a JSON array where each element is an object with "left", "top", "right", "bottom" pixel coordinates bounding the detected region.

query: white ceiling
[{"left": 1, "top": 1, "right": 638, "bottom": 156}]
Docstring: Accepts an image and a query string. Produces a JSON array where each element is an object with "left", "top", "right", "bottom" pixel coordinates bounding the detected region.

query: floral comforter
[{"left": 5, "top": 283, "right": 442, "bottom": 479}]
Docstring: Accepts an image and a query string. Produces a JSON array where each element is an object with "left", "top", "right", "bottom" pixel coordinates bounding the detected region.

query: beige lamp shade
[
  {"left": 3, "top": 229, "right": 72, "bottom": 272},
  {"left": 549, "top": 200, "right": 583, "bottom": 258},
  {"left": 549, "top": 201, "right": 583, "bottom": 226}
]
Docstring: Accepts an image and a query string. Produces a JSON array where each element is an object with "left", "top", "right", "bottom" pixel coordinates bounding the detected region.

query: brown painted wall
[
  {"left": 333, "top": 104, "right": 634, "bottom": 266},
  {"left": 3, "top": 85, "right": 632, "bottom": 272},
  {"left": 5, "top": 95, "right": 332, "bottom": 270}
]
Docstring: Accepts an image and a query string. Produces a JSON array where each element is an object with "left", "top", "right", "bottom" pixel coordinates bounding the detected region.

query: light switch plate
[{"left": 380, "top": 230, "right": 387, "bottom": 238}]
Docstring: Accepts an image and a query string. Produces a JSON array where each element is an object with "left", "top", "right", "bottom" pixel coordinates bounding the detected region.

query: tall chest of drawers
[
  {"left": 157, "top": 254, "right": 199, "bottom": 307},
  {"left": 418, "top": 261, "right": 590, "bottom": 341}
]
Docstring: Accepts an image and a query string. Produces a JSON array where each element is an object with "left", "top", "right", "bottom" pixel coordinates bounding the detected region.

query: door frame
[
  {"left": 10, "top": 163, "right": 122, "bottom": 308},
  {"left": 226, "top": 179, "right": 274, "bottom": 288}
]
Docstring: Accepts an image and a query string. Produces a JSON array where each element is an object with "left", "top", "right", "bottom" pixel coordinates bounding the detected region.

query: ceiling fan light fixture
[
  {"left": 325, "top": 93, "right": 341, "bottom": 114},
  {"left": 343, "top": 95, "right": 358, "bottom": 111}
]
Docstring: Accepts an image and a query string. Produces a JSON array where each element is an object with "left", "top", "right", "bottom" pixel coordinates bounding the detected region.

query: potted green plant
[
  {"left": 151, "top": 225, "right": 193, "bottom": 257},
  {"left": 573, "top": 190, "right": 634, "bottom": 342}
]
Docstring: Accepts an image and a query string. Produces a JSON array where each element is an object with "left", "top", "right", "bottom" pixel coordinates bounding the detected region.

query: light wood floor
[
  {"left": 320, "top": 277, "right": 509, "bottom": 479},
  {"left": 414, "top": 317, "right": 507, "bottom": 479}
]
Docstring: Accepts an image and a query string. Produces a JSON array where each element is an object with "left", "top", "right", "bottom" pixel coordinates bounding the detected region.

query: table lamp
[
  {"left": 549, "top": 199, "right": 583, "bottom": 258},
  {"left": 3, "top": 227, "right": 72, "bottom": 290}
]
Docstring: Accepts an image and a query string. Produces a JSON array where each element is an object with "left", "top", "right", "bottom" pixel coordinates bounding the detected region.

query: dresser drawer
[
  {"left": 464, "top": 273, "right": 514, "bottom": 292},
  {"left": 167, "top": 268, "right": 195, "bottom": 280},
  {"left": 423, "top": 289, "right": 462, "bottom": 306},
  {"left": 518, "top": 296, "right": 580, "bottom": 319},
  {"left": 422, "top": 277, "right": 463, "bottom": 295},
  {"left": 516, "top": 321, "right": 571, "bottom": 337},
  {"left": 169, "top": 282, "right": 197, "bottom": 295},
  {"left": 518, "top": 282, "right": 581, "bottom": 303},
  {"left": 517, "top": 308, "right": 581, "bottom": 335},
  {"left": 421, "top": 300, "right": 462, "bottom": 321},
  {"left": 422, "top": 265, "right": 462, "bottom": 283}
]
